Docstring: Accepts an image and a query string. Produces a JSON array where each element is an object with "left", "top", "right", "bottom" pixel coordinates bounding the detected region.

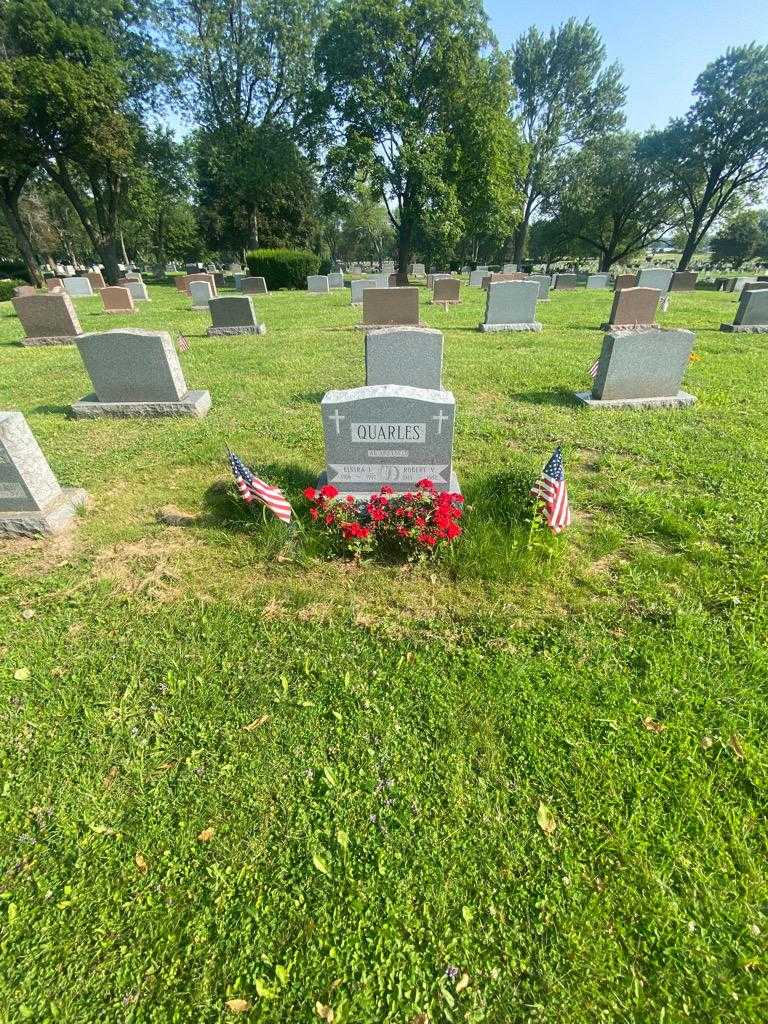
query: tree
[
  {"left": 709, "top": 209, "right": 767, "bottom": 267},
  {"left": 508, "top": 18, "right": 625, "bottom": 266},
  {"left": 643, "top": 45, "right": 768, "bottom": 271},
  {"left": 543, "top": 133, "right": 673, "bottom": 271},
  {"left": 317, "top": 0, "right": 522, "bottom": 283},
  {"left": 335, "top": 190, "right": 395, "bottom": 264}
]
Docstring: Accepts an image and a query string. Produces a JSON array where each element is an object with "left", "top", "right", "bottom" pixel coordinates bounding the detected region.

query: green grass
[{"left": 0, "top": 281, "right": 766, "bottom": 1023}]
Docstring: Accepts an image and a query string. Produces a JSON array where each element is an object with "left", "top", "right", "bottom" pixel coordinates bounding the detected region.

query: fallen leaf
[
  {"left": 242, "top": 715, "right": 270, "bottom": 731},
  {"left": 312, "top": 853, "right": 331, "bottom": 876},
  {"left": 642, "top": 716, "right": 666, "bottom": 734},
  {"left": 701, "top": 736, "right": 714, "bottom": 750},
  {"left": 103, "top": 766, "right": 118, "bottom": 789},
  {"left": 728, "top": 734, "right": 745, "bottom": 760},
  {"left": 20, "top": 609, "right": 35, "bottom": 620},
  {"left": 537, "top": 801, "right": 556, "bottom": 835},
  {"left": 134, "top": 852, "right": 148, "bottom": 874},
  {"left": 456, "top": 973, "right": 470, "bottom": 993},
  {"left": 261, "top": 599, "right": 285, "bottom": 621},
  {"left": 315, "top": 1002, "right": 334, "bottom": 1021},
  {"left": 225, "top": 998, "right": 250, "bottom": 1013},
  {"left": 197, "top": 827, "right": 215, "bottom": 842},
  {"left": 13, "top": 668, "right": 31, "bottom": 681}
]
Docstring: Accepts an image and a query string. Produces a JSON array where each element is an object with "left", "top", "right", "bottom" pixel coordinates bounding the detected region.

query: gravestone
[
  {"left": 553, "top": 273, "right": 577, "bottom": 290},
  {"left": 529, "top": 274, "right": 551, "bottom": 301},
  {"left": 614, "top": 273, "right": 637, "bottom": 291},
  {"left": 86, "top": 271, "right": 106, "bottom": 290},
  {"left": 186, "top": 263, "right": 201, "bottom": 275},
  {"left": 388, "top": 273, "right": 399, "bottom": 287},
  {"left": 45, "top": 278, "right": 64, "bottom": 292},
  {"left": 101, "top": 286, "right": 135, "bottom": 314},
  {"left": 367, "top": 274, "right": 389, "bottom": 289},
  {"left": 233, "top": 273, "right": 245, "bottom": 290},
  {"left": 320, "top": 384, "right": 458, "bottom": 496},
  {"left": 362, "top": 287, "right": 420, "bottom": 327},
  {"left": 720, "top": 288, "right": 768, "bottom": 333},
  {"left": 351, "top": 279, "right": 376, "bottom": 304},
  {"left": 71, "top": 329, "right": 211, "bottom": 418},
  {"left": 482, "top": 272, "right": 525, "bottom": 290},
  {"left": 12, "top": 293, "right": 83, "bottom": 346},
  {"left": 207, "top": 296, "right": 266, "bottom": 336},
  {"left": 670, "top": 271, "right": 697, "bottom": 291},
  {"left": 213, "top": 272, "right": 225, "bottom": 289},
  {"left": 365, "top": 327, "right": 443, "bottom": 389},
  {"left": 240, "top": 276, "right": 268, "bottom": 294},
  {"left": 479, "top": 281, "right": 541, "bottom": 332},
  {"left": 13, "top": 285, "right": 36, "bottom": 298},
  {"left": 732, "top": 277, "right": 757, "bottom": 293},
  {"left": 185, "top": 273, "right": 216, "bottom": 296},
  {"left": 433, "top": 278, "right": 460, "bottom": 304},
  {"left": 575, "top": 328, "right": 696, "bottom": 409},
  {"left": 62, "top": 277, "right": 94, "bottom": 298},
  {"left": 409, "top": 263, "right": 425, "bottom": 277},
  {"left": 502, "top": 263, "right": 518, "bottom": 274},
  {"left": 190, "top": 280, "right": 213, "bottom": 310},
  {"left": 228, "top": 262, "right": 242, "bottom": 273},
  {"left": 636, "top": 268, "right": 674, "bottom": 295},
  {"left": 307, "top": 275, "right": 330, "bottom": 293},
  {"left": 0, "top": 411, "right": 88, "bottom": 537},
  {"left": 118, "top": 278, "right": 150, "bottom": 302},
  {"left": 586, "top": 273, "right": 610, "bottom": 289},
  {"left": 601, "top": 287, "right": 660, "bottom": 330},
  {"left": 469, "top": 270, "right": 486, "bottom": 288},
  {"left": 123, "top": 272, "right": 143, "bottom": 282},
  {"left": 328, "top": 272, "right": 344, "bottom": 289},
  {"left": 174, "top": 275, "right": 189, "bottom": 293}
]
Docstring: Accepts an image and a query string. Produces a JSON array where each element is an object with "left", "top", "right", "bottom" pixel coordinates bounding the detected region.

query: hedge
[
  {"left": 0, "top": 279, "right": 27, "bottom": 302},
  {"left": 0, "top": 261, "right": 31, "bottom": 284},
  {"left": 245, "top": 249, "right": 320, "bottom": 291}
]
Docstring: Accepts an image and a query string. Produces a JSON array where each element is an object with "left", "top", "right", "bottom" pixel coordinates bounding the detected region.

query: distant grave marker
[
  {"left": 12, "top": 293, "right": 83, "bottom": 347},
  {"left": 207, "top": 296, "right": 266, "bottom": 335}
]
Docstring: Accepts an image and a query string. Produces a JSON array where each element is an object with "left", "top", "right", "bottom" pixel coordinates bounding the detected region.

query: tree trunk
[
  {"left": 0, "top": 192, "right": 43, "bottom": 287},
  {"left": 46, "top": 161, "right": 123, "bottom": 283},
  {"left": 119, "top": 230, "right": 129, "bottom": 266},
  {"left": 599, "top": 251, "right": 613, "bottom": 272},
  {"left": 512, "top": 218, "right": 529, "bottom": 268},
  {"left": 247, "top": 205, "right": 259, "bottom": 250},
  {"left": 395, "top": 220, "right": 411, "bottom": 286},
  {"left": 677, "top": 216, "right": 703, "bottom": 271}
]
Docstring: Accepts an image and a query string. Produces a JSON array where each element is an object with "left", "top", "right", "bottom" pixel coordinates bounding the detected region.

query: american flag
[
  {"left": 228, "top": 452, "right": 292, "bottom": 524},
  {"left": 531, "top": 448, "right": 571, "bottom": 534},
  {"left": 177, "top": 335, "right": 190, "bottom": 352},
  {"left": 588, "top": 359, "right": 600, "bottom": 379}
]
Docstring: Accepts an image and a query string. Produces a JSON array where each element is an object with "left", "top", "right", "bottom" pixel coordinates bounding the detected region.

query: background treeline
[{"left": 1, "top": 0, "right": 767, "bottom": 285}]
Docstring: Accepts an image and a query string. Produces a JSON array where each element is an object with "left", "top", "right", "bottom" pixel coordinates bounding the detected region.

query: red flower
[
  {"left": 325, "top": 514, "right": 334, "bottom": 525},
  {"left": 397, "top": 527, "right": 409, "bottom": 537},
  {"left": 417, "top": 478, "right": 435, "bottom": 490},
  {"left": 370, "top": 508, "right": 387, "bottom": 522},
  {"left": 304, "top": 486, "right": 318, "bottom": 500},
  {"left": 415, "top": 516, "right": 426, "bottom": 528},
  {"left": 418, "top": 532, "right": 437, "bottom": 546},
  {"left": 309, "top": 507, "right": 319, "bottom": 520},
  {"left": 446, "top": 523, "right": 462, "bottom": 540},
  {"left": 346, "top": 495, "right": 355, "bottom": 504},
  {"left": 320, "top": 484, "right": 339, "bottom": 499},
  {"left": 380, "top": 485, "right": 394, "bottom": 494}
]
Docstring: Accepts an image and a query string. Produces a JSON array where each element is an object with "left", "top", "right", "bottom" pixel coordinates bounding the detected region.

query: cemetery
[{"left": 1, "top": 2, "right": 767, "bottom": 1021}]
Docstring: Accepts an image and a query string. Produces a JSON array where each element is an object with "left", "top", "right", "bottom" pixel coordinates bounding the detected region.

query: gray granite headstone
[
  {"left": 351, "top": 279, "right": 376, "bottom": 304},
  {"left": 670, "top": 271, "right": 697, "bottom": 291},
  {"left": 575, "top": 328, "right": 696, "bottom": 409},
  {"left": 241, "top": 276, "right": 268, "bottom": 294},
  {"left": 118, "top": 278, "right": 150, "bottom": 302},
  {"left": 207, "top": 296, "right": 265, "bottom": 335},
  {"left": 365, "top": 327, "right": 443, "bottom": 389},
  {"left": 636, "top": 268, "right": 674, "bottom": 295},
  {"left": 328, "top": 272, "right": 344, "bottom": 289},
  {"left": 233, "top": 273, "right": 244, "bottom": 290},
  {"left": 469, "top": 270, "right": 486, "bottom": 288},
  {"left": 529, "top": 274, "right": 551, "bottom": 301},
  {"left": 11, "top": 293, "right": 82, "bottom": 346},
  {"left": 63, "top": 277, "right": 94, "bottom": 298},
  {"left": 0, "top": 411, "right": 87, "bottom": 536},
  {"left": 721, "top": 288, "right": 768, "bottom": 333},
  {"left": 553, "top": 273, "right": 577, "bottom": 290},
  {"left": 72, "top": 329, "right": 211, "bottom": 418},
  {"left": 189, "top": 280, "right": 213, "bottom": 309},
  {"left": 367, "top": 274, "right": 389, "bottom": 289},
  {"left": 480, "top": 281, "right": 541, "bottom": 332},
  {"left": 320, "top": 384, "right": 458, "bottom": 495},
  {"left": 308, "top": 275, "right": 330, "bottom": 293},
  {"left": 586, "top": 273, "right": 610, "bottom": 289}
]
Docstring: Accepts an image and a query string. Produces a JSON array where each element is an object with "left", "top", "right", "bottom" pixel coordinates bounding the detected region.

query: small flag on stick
[
  {"left": 228, "top": 452, "right": 293, "bottom": 524},
  {"left": 588, "top": 359, "right": 600, "bottom": 379},
  {"left": 177, "top": 334, "right": 190, "bottom": 353},
  {"left": 531, "top": 448, "right": 571, "bottom": 534}
]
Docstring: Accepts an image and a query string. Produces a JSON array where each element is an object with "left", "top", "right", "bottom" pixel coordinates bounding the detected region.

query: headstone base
[
  {"left": 71, "top": 390, "right": 211, "bottom": 419},
  {"left": 599, "top": 322, "right": 658, "bottom": 331},
  {"left": 103, "top": 309, "right": 137, "bottom": 315},
  {"left": 478, "top": 322, "right": 542, "bottom": 333},
  {"left": 355, "top": 321, "right": 427, "bottom": 331},
  {"left": 719, "top": 323, "right": 768, "bottom": 333},
  {"left": 19, "top": 335, "right": 79, "bottom": 347},
  {"left": 316, "top": 469, "right": 461, "bottom": 502},
  {"left": 0, "top": 487, "right": 88, "bottom": 538},
  {"left": 574, "top": 390, "right": 696, "bottom": 410},
  {"left": 206, "top": 324, "right": 266, "bottom": 336}
]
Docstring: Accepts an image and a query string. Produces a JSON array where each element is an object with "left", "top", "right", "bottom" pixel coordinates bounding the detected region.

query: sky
[{"left": 485, "top": 0, "right": 768, "bottom": 132}]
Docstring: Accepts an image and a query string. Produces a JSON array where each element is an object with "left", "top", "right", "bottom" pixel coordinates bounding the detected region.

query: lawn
[{"left": 0, "top": 280, "right": 766, "bottom": 1023}]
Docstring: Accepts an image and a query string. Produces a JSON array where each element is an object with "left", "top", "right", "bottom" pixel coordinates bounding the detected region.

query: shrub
[
  {"left": 0, "top": 279, "right": 27, "bottom": 302},
  {"left": 245, "top": 248, "right": 320, "bottom": 290},
  {"left": 304, "top": 480, "right": 464, "bottom": 560},
  {"left": 0, "top": 261, "right": 31, "bottom": 284}
]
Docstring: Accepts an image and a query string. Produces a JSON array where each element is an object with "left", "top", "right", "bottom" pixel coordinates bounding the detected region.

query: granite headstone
[
  {"left": 365, "top": 327, "right": 443, "bottom": 389},
  {"left": 480, "top": 281, "right": 541, "bottom": 332},
  {"left": 12, "top": 293, "right": 83, "bottom": 346},
  {"left": 720, "top": 288, "right": 768, "bottom": 333},
  {"left": 207, "top": 296, "right": 265, "bottom": 335},
  {"left": 601, "top": 287, "right": 660, "bottom": 330},
  {"left": 362, "top": 287, "right": 420, "bottom": 327},
  {"left": 101, "top": 286, "right": 135, "bottom": 314}
]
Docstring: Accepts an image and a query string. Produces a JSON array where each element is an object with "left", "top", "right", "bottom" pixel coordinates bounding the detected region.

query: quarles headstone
[
  {"left": 0, "top": 411, "right": 87, "bottom": 536},
  {"left": 365, "top": 327, "right": 443, "bottom": 389},
  {"left": 71, "top": 329, "right": 211, "bottom": 418},
  {"left": 433, "top": 278, "right": 460, "bottom": 304},
  {"left": 86, "top": 271, "right": 106, "bottom": 290},
  {"left": 12, "top": 293, "right": 82, "bottom": 347},
  {"left": 670, "top": 271, "right": 698, "bottom": 291},
  {"left": 575, "top": 328, "right": 696, "bottom": 409},
  {"left": 207, "top": 296, "right": 265, "bottom": 336},
  {"left": 614, "top": 273, "right": 637, "bottom": 291},
  {"left": 320, "top": 384, "right": 458, "bottom": 496},
  {"left": 241, "top": 276, "right": 268, "bottom": 295},
  {"left": 553, "top": 273, "right": 577, "bottom": 290},
  {"left": 479, "top": 281, "right": 541, "bottom": 332}
]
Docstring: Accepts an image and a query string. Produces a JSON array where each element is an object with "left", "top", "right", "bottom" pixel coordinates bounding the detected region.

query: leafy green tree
[
  {"left": 335, "top": 190, "right": 395, "bottom": 264},
  {"left": 317, "top": 0, "right": 522, "bottom": 283},
  {"left": 709, "top": 209, "right": 766, "bottom": 267},
  {"left": 508, "top": 18, "right": 625, "bottom": 265},
  {"left": 643, "top": 44, "right": 768, "bottom": 271},
  {"left": 543, "top": 133, "right": 673, "bottom": 271}
]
